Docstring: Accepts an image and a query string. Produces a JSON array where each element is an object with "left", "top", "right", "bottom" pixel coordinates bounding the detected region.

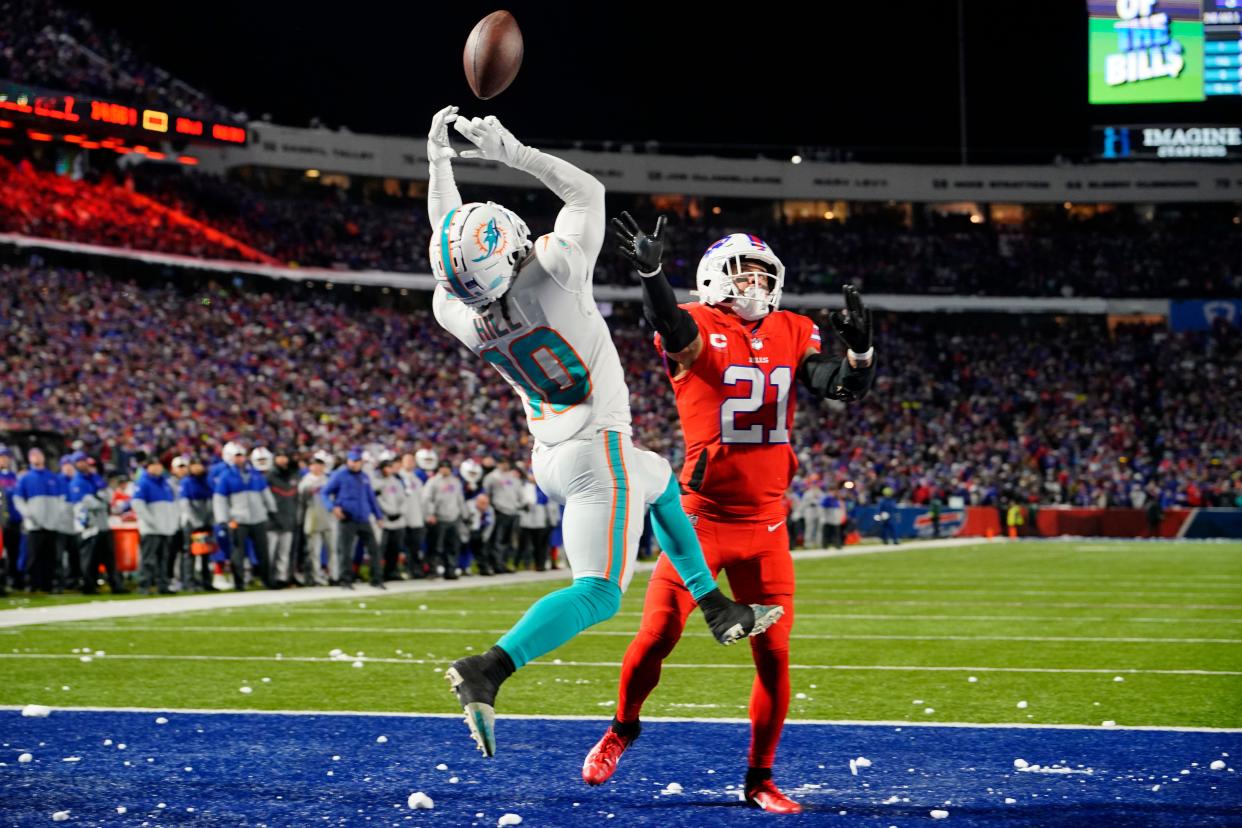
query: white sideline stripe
[
  {"left": 246, "top": 608, "right": 1242, "bottom": 625},
  {"left": 0, "top": 537, "right": 997, "bottom": 629},
  {"left": 798, "top": 599, "right": 1242, "bottom": 610},
  {"left": 2, "top": 652, "right": 1238, "bottom": 676},
  {"left": 793, "top": 583, "right": 1242, "bottom": 596},
  {"left": 34, "top": 624, "right": 1242, "bottom": 645},
  {"left": 2, "top": 705, "right": 1240, "bottom": 734}
]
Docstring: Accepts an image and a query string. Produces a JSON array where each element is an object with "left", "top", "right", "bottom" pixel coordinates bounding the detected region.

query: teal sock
[
  {"left": 496, "top": 576, "right": 621, "bottom": 669},
  {"left": 649, "top": 475, "right": 717, "bottom": 601}
]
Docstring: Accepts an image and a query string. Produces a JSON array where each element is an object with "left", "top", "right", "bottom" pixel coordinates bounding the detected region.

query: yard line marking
[
  {"left": 3, "top": 704, "right": 1240, "bottom": 733},
  {"left": 31, "top": 624, "right": 1242, "bottom": 645},
  {"left": 2, "top": 704, "right": 1239, "bottom": 733},
  {"left": 2, "top": 652, "right": 1238, "bottom": 676},
  {"left": 0, "top": 537, "right": 1004, "bottom": 629}
]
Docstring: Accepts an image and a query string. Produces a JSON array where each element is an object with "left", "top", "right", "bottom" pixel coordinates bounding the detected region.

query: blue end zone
[{"left": 2, "top": 711, "right": 1240, "bottom": 826}]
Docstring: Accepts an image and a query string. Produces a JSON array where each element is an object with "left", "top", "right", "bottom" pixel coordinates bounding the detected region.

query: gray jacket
[
  {"left": 398, "top": 470, "right": 425, "bottom": 528},
  {"left": 483, "top": 469, "right": 522, "bottom": 515},
  {"left": 518, "top": 482, "right": 548, "bottom": 530},
  {"left": 74, "top": 487, "right": 111, "bottom": 540},
  {"left": 133, "top": 481, "right": 180, "bottom": 537},
  {"left": 299, "top": 473, "right": 333, "bottom": 535},
  {"left": 14, "top": 469, "right": 66, "bottom": 532},
  {"left": 424, "top": 474, "right": 466, "bottom": 522},
  {"left": 212, "top": 466, "right": 276, "bottom": 526},
  {"left": 373, "top": 473, "right": 407, "bottom": 531},
  {"left": 180, "top": 496, "right": 213, "bottom": 531}
]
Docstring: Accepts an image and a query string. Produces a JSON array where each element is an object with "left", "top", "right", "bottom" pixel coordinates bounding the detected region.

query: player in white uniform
[{"left": 426, "top": 106, "right": 784, "bottom": 757}]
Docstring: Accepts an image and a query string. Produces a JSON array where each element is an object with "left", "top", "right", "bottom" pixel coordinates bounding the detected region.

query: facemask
[{"left": 732, "top": 285, "right": 772, "bottom": 321}]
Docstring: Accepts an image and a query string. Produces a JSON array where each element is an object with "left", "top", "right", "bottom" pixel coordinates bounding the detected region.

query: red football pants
[{"left": 616, "top": 513, "right": 795, "bottom": 768}]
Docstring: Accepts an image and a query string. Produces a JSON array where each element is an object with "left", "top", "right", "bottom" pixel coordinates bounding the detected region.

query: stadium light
[
  {"left": 791, "top": 154, "right": 802, "bottom": 164},
  {"left": 824, "top": 211, "right": 834, "bottom": 220},
  {"left": 844, "top": 481, "right": 855, "bottom": 489},
  {"left": 970, "top": 213, "right": 983, "bottom": 224},
  {"left": 711, "top": 206, "right": 721, "bottom": 215},
  {"left": 306, "top": 169, "right": 321, "bottom": 178}
]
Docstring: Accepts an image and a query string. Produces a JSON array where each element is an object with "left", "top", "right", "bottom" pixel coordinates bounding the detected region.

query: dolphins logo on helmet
[
  {"left": 430, "top": 202, "right": 531, "bottom": 310},
  {"left": 471, "top": 218, "right": 506, "bottom": 263}
]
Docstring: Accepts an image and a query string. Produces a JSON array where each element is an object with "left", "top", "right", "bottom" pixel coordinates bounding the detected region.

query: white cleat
[{"left": 445, "top": 663, "right": 497, "bottom": 757}]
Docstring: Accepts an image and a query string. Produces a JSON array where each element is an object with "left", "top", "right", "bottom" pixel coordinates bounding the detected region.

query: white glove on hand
[
  {"left": 427, "top": 105, "right": 459, "bottom": 163},
  {"left": 453, "top": 115, "right": 523, "bottom": 166}
]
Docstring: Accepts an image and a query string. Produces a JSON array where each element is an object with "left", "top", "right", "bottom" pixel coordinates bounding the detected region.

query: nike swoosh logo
[{"left": 767, "top": 521, "right": 785, "bottom": 532}]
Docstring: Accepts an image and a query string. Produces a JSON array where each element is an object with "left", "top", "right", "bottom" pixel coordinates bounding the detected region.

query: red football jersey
[{"left": 655, "top": 303, "right": 820, "bottom": 522}]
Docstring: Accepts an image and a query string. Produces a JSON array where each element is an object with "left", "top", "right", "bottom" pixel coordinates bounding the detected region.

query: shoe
[
  {"left": 701, "top": 591, "right": 784, "bottom": 646},
  {"left": 582, "top": 724, "right": 639, "bottom": 786},
  {"left": 203, "top": 585, "right": 219, "bottom": 592},
  {"left": 444, "top": 655, "right": 501, "bottom": 757},
  {"left": 746, "top": 779, "right": 802, "bottom": 814},
  {"left": 341, "top": 582, "right": 355, "bottom": 590},
  {"left": 158, "top": 588, "right": 174, "bottom": 595},
  {"left": 478, "top": 569, "right": 494, "bottom": 577},
  {"left": 444, "top": 572, "right": 459, "bottom": 581},
  {"left": 372, "top": 582, "right": 387, "bottom": 590}
]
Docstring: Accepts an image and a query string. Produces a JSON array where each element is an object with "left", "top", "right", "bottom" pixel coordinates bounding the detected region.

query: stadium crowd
[
  {"left": 1, "top": 261, "right": 1239, "bottom": 592},
  {"left": 4, "top": 158, "right": 1239, "bottom": 298},
  {"left": 0, "top": 0, "right": 238, "bottom": 122},
  {"left": 0, "top": 158, "right": 278, "bottom": 263}
]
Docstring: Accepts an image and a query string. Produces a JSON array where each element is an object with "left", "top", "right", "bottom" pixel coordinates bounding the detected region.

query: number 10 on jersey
[
  {"left": 720, "top": 365, "right": 792, "bottom": 444},
  {"left": 482, "top": 327, "right": 592, "bottom": 420}
]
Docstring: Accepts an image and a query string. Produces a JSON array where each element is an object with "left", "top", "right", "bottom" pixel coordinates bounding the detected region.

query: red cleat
[
  {"left": 582, "top": 727, "right": 636, "bottom": 786},
  {"left": 746, "top": 779, "right": 803, "bottom": 814}
]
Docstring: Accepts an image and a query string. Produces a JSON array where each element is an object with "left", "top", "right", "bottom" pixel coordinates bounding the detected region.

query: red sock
[
  {"left": 616, "top": 557, "right": 696, "bottom": 722},
  {"left": 747, "top": 596, "right": 793, "bottom": 768}
]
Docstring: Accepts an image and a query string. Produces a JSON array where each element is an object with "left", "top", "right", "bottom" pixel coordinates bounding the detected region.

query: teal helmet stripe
[{"left": 439, "top": 207, "right": 471, "bottom": 299}]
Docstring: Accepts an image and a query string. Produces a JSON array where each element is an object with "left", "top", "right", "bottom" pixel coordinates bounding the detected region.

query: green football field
[{"left": 2, "top": 540, "right": 1240, "bottom": 729}]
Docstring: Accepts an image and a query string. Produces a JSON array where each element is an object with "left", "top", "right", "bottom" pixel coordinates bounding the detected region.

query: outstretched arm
[
  {"left": 454, "top": 115, "right": 606, "bottom": 265},
  {"left": 799, "top": 286, "right": 876, "bottom": 403},
  {"left": 612, "top": 212, "right": 704, "bottom": 373},
  {"left": 427, "top": 105, "right": 463, "bottom": 227}
]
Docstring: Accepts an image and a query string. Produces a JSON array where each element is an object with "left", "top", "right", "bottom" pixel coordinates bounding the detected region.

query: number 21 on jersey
[{"left": 720, "top": 365, "right": 792, "bottom": 444}]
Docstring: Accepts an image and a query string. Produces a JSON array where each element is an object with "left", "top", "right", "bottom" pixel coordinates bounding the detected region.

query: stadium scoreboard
[
  {"left": 1088, "top": 0, "right": 1242, "bottom": 103},
  {"left": 0, "top": 81, "right": 247, "bottom": 147}
]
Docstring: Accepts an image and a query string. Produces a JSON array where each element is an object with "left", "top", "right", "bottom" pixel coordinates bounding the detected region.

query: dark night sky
[{"left": 77, "top": 0, "right": 1239, "bottom": 162}]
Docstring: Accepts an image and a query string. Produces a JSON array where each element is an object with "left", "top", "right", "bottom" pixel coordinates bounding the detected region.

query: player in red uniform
[{"left": 582, "top": 213, "right": 876, "bottom": 813}]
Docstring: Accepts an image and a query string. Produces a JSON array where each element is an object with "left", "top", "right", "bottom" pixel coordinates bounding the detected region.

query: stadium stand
[
  {"left": 0, "top": 0, "right": 238, "bottom": 122},
  {"left": 2, "top": 263, "right": 1237, "bottom": 511},
  {"left": 3, "top": 159, "right": 1238, "bottom": 296}
]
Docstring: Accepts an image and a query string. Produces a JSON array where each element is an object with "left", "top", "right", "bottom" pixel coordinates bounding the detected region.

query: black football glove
[
  {"left": 611, "top": 211, "right": 666, "bottom": 277},
  {"left": 829, "top": 285, "right": 872, "bottom": 354}
]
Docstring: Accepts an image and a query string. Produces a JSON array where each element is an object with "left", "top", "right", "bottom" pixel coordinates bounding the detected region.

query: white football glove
[
  {"left": 427, "top": 105, "right": 459, "bottom": 163},
  {"left": 453, "top": 115, "right": 523, "bottom": 166}
]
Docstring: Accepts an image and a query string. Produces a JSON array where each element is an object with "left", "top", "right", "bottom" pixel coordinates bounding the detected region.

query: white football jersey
[{"left": 433, "top": 232, "right": 632, "bottom": 447}]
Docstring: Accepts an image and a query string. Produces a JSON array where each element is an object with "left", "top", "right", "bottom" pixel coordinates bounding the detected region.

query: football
[{"left": 463, "top": 10, "right": 524, "bottom": 100}]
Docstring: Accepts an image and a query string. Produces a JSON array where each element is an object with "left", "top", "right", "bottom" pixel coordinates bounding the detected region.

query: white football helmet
[
  {"left": 694, "top": 233, "right": 785, "bottom": 321},
  {"left": 222, "top": 441, "right": 246, "bottom": 463},
  {"left": 429, "top": 201, "right": 532, "bottom": 310},
  {"left": 415, "top": 448, "right": 439, "bottom": 471},
  {"left": 459, "top": 459, "right": 483, "bottom": 484},
  {"left": 249, "top": 446, "right": 274, "bottom": 472}
]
